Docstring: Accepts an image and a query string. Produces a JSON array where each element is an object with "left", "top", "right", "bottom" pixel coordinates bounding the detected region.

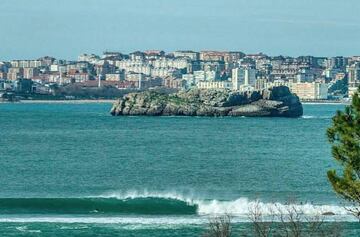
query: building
[
  {"left": 10, "top": 60, "right": 43, "bottom": 68},
  {"left": 199, "top": 51, "right": 244, "bottom": 63},
  {"left": 129, "top": 51, "right": 145, "bottom": 61},
  {"left": 39, "top": 56, "right": 56, "bottom": 66},
  {"left": 126, "top": 72, "right": 146, "bottom": 81},
  {"left": 0, "top": 79, "right": 13, "bottom": 90},
  {"left": 140, "top": 77, "right": 163, "bottom": 89},
  {"left": 267, "top": 79, "right": 291, "bottom": 88},
  {"left": 200, "top": 51, "right": 225, "bottom": 61},
  {"left": 290, "top": 82, "right": 328, "bottom": 100},
  {"left": 197, "top": 81, "right": 232, "bottom": 89},
  {"left": 327, "top": 56, "right": 348, "bottom": 70},
  {"left": 102, "top": 52, "right": 124, "bottom": 60},
  {"left": 205, "top": 70, "right": 219, "bottom": 81},
  {"left": 173, "top": 51, "right": 199, "bottom": 61},
  {"left": 151, "top": 68, "right": 182, "bottom": 78},
  {"left": 0, "top": 72, "right": 7, "bottom": 80},
  {"left": 13, "top": 79, "right": 33, "bottom": 93},
  {"left": 182, "top": 74, "right": 196, "bottom": 88},
  {"left": 347, "top": 63, "right": 360, "bottom": 97},
  {"left": 116, "top": 60, "right": 151, "bottom": 75},
  {"left": 296, "top": 68, "right": 315, "bottom": 82},
  {"left": 7, "top": 67, "right": 24, "bottom": 80},
  {"left": 78, "top": 54, "right": 100, "bottom": 63},
  {"left": 193, "top": 70, "right": 205, "bottom": 81},
  {"left": 105, "top": 72, "right": 125, "bottom": 81},
  {"left": 163, "top": 77, "right": 185, "bottom": 89},
  {"left": 67, "top": 72, "right": 90, "bottom": 83},
  {"left": 152, "top": 58, "right": 189, "bottom": 69},
  {"left": 144, "top": 50, "right": 165, "bottom": 60},
  {"left": 254, "top": 77, "right": 268, "bottom": 90},
  {"left": 200, "top": 60, "right": 225, "bottom": 72},
  {"left": 231, "top": 67, "right": 256, "bottom": 90},
  {"left": 192, "top": 70, "right": 219, "bottom": 82},
  {"left": 23, "top": 67, "right": 39, "bottom": 79}
]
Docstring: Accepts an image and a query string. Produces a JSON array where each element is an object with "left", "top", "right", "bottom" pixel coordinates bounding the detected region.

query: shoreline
[
  {"left": 0, "top": 99, "right": 350, "bottom": 105},
  {"left": 301, "top": 101, "right": 350, "bottom": 105},
  {"left": 1, "top": 99, "right": 116, "bottom": 104}
]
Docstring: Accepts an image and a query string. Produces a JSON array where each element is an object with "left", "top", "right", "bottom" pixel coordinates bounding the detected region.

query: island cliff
[{"left": 110, "top": 86, "right": 303, "bottom": 117}]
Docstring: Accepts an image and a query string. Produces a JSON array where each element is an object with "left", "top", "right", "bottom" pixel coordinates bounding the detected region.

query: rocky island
[{"left": 110, "top": 86, "right": 303, "bottom": 117}]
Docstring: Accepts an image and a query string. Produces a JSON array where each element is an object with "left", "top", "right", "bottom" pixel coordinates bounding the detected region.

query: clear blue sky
[{"left": 0, "top": 0, "right": 359, "bottom": 60}]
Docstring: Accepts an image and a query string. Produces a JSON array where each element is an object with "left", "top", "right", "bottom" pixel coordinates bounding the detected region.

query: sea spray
[{"left": 94, "top": 191, "right": 352, "bottom": 217}]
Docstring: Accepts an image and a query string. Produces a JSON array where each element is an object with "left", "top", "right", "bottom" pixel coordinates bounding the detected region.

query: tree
[
  {"left": 247, "top": 200, "right": 341, "bottom": 237},
  {"left": 203, "top": 215, "right": 232, "bottom": 237},
  {"left": 327, "top": 87, "right": 360, "bottom": 218},
  {"left": 202, "top": 202, "right": 341, "bottom": 237}
]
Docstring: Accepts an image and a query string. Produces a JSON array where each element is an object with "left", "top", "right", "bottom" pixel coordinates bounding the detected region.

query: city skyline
[
  {"left": 1, "top": 0, "right": 360, "bottom": 60},
  {"left": 2, "top": 49, "right": 360, "bottom": 62},
  {"left": 2, "top": 49, "right": 358, "bottom": 101}
]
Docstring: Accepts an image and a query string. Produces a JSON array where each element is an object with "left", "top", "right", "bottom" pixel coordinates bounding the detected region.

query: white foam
[
  {"left": 301, "top": 115, "right": 332, "bottom": 119},
  {"left": 96, "top": 190, "right": 194, "bottom": 203},
  {"left": 194, "top": 198, "right": 350, "bottom": 216},
  {"left": 96, "top": 190, "right": 354, "bottom": 218},
  {"left": 0, "top": 214, "right": 357, "bottom": 225},
  {"left": 302, "top": 115, "right": 316, "bottom": 119},
  {"left": 15, "top": 226, "right": 42, "bottom": 233}
]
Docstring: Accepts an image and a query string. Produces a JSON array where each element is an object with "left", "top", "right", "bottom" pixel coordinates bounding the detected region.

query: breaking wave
[
  {"left": 0, "top": 197, "right": 196, "bottom": 215},
  {"left": 97, "top": 191, "right": 351, "bottom": 217},
  {"left": 0, "top": 191, "right": 353, "bottom": 218},
  {"left": 301, "top": 115, "right": 332, "bottom": 119}
]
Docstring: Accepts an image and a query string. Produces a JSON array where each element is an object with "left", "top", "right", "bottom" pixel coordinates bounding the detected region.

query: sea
[{"left": 0, "top": 102, "right": 359, "bottom": 236}]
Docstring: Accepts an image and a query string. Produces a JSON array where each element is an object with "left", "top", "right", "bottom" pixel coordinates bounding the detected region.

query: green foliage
[
  {"left": 168, "top": 95, "right": 187, "bottom": 105},
  {"left": 327, "top": 86, "right": 360, "bottom": 215},
  {"left": 328, "top": 78, "right": 348, "bottom": 96},
  {"left": 203, "top": 215, "right": 232, "bottom": 237}
]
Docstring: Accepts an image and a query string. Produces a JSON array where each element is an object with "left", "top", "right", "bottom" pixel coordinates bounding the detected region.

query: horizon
[{"left": 1, "top": 0, "right": 360, "bottom": 60}]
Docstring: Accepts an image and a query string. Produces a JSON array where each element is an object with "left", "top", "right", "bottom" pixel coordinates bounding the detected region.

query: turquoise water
[{"left": 0, "top": 102, "right": 359, "bottom": 236}]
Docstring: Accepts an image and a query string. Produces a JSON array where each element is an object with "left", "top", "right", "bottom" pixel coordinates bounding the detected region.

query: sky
[{"left": 0, "top": 0, "right": 360, "bottom": 60}]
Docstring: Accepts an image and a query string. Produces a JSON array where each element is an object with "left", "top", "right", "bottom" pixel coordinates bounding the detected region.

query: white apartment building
[
  {"left": 197, "top": 81, "right": 233, "bottom": 89},
  {"left": 232, "top": 67, "right": 256, "bottom": 90},
  {"left": 116, "top": 59, "right": 147, "bottom": 69},
  {"left": 126, "top": 73, "right": 146, "bottom": 82},
  {"left": 105, "top": 73, "right": 124, "bottom": 81},
  {"left": 347, "top": 63, "right": 360, "bottom": 97},
  {"left": 192, "top": 70, "right": 218, "bottom": 82},
  {"left": 151, "top": 58, "right": 189, "bottom": 69},
  {"left": 151, "top": 68, "right": 180, "bottom": 78},
  {"left": 182, "top": 74, "right": 196, "bottom": 88},
  {"left": 78, "top": 54, "right": 100, "bottom": 63},
  {"left": 194, "top": 71, "right": 205, "bottom": 81},
  {"left": 10, "top": 60, "right": 43, "bottom": 68},
  {"left": 173, "top": 51, "right": 199, "bottom": 61}
]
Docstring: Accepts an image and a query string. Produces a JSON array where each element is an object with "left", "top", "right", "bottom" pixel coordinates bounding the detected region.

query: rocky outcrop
[{"left": 110, "top": 86, "right": 303, "bottom": 117}]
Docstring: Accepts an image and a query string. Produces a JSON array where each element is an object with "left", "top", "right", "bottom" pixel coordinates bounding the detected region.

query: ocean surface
[{"left": 0, "top": 102, "right": 359, "bottom": 236}]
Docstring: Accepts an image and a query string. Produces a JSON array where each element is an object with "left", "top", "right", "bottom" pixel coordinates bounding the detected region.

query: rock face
[{"left": 110, "top": 86, "right": 303, "bottom": 117}]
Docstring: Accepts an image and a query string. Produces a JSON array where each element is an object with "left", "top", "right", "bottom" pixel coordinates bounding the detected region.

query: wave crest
[
  {"left": 98, "top": 191, "right": 351, "bottom": 216},
  {"left": 0, "top": 196, "right": 196, "bottom": 215},
  {"left": 0, "top": 191, "right": 353, "bottom": 217}
]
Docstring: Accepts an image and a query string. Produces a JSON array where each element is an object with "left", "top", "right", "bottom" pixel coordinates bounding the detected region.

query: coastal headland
[{"left": 110, "top": 86, "right": 303, "bottom": 117}]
